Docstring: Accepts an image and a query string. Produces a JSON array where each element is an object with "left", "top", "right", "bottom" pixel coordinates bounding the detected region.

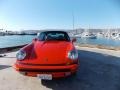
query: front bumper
[{"left": 13, "top": 62, "right": 78, "bottom": 78}]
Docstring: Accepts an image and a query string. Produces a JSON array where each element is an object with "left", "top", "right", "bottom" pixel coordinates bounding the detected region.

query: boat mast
[{"left": 72, "top": 12, "right": 75, "bottom": 32}]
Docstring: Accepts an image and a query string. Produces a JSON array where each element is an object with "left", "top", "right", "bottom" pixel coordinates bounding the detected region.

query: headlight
[
  {"left": 67, "top": 50, "right": 78, "bottom": 60},
  {"left": 16, "top": 50, "right": 26, "bottom": 60}
]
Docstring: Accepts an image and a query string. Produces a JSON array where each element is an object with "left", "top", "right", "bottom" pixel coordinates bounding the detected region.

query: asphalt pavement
[{"left": 0, "top": 48, "right": 120, "bottom": 90}]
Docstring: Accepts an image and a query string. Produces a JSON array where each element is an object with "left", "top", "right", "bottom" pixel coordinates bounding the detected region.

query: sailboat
[
  {"left": 111, "top": 32, "right": 120, "bottom": 40},
  {"left": 0, "top": 32, "right": 5, "bottom": 36},
  {"left": 81, "top": 29, "right": 97, "bottom": 39}
]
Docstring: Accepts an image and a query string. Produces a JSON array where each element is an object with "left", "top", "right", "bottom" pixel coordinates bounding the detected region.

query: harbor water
[
  {"left": 0, "top": 35, "right": 36, "bottom": 48},
  {"left": 0, "top": 35, "right": 120, "bottom": 48}
]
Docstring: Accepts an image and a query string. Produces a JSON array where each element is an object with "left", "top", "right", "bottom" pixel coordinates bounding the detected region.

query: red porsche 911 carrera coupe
[{"left": 13, "top": 31, "right": 79, "bottom": 80}]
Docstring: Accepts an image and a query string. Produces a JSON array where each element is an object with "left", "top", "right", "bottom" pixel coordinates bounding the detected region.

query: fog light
[
  {"left": 66, "top": 62, "right": 70, "bottom": 65},
  {"left": 65, "top": 72, "right": 71, "bottom": 76},
  {"left": 19, "top": 72, "right": 27, "bottom": 75}
]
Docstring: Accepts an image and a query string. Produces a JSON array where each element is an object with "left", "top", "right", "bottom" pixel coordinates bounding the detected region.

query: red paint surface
[{"left": 14, "top": 39, "right": 79, "bottom": 78}]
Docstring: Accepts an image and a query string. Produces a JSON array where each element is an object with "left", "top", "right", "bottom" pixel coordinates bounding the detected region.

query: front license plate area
[{"left": 37, "top": 74, "right": 52, "bottom": 80}]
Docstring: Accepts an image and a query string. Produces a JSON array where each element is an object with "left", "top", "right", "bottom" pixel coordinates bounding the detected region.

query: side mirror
[
  {"left": 72, "top": 38, "right": 76, "bottom": 42},
  {"left": 33, "top": 38, "right": 37, "bottom": 41}
]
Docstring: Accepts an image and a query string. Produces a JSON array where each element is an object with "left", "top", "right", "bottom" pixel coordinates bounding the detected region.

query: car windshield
[{"left": 38, "top": 31, "right": 70, "bottom": 41}]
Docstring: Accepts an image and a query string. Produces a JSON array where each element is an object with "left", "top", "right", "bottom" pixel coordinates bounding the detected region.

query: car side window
[{"left": 38, "top": 32, "right": 46, "bottom": 41}]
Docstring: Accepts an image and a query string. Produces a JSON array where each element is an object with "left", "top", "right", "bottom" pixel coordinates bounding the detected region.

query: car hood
[{"left": 27, "top": 41, "right": 73, "bottom": 65}]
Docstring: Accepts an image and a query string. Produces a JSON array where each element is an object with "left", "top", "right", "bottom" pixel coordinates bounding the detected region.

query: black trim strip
[
  {"left": 19, "top": 62, "right": 69, "bottom": 66},
  {"left": 18, "top": 69, "right": 70, "bottom": 72}
]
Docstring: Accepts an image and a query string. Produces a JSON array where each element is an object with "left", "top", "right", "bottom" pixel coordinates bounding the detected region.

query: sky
[{"left": 0, "top": 0, "right": 120, "bottom": 31}]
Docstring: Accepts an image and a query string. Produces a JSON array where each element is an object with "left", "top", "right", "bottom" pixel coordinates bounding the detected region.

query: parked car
[{"left": 13, "top": 31, "right": 79, "bottom": 80}]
